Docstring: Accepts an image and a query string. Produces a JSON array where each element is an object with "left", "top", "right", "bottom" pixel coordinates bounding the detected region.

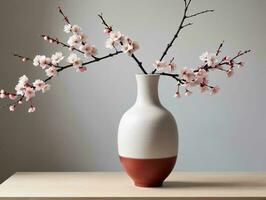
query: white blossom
[
  {"left": 67, "top": 53, "right": 82, "bottom": 68},
  {"left": 51, "top": 52, "right": 64, "bottom": 65},
  {"left": 105, "top": 38, "right": 115, "bottom": 49},
  {"left": 199, "top": 51, "right": 209, "bottom": 62},
  {"left": 64, "top": 24, "right": 72, "bottom": 33},
  {"left": 28, "top": 106, "right": 36, "bottom": 113},
  {"left": 18, "top": 75, "right": 29, "bottom": 85},
  {"left": 33, "top": 55, "right": 41, "bottom": 66},
  {"left": 9, "top": 105, "right": 15, "bottom": 112}
]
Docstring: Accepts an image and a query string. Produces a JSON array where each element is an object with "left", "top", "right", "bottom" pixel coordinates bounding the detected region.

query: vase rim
[{"left": 135, "top": 73, "right": 160, "bottom": 77}]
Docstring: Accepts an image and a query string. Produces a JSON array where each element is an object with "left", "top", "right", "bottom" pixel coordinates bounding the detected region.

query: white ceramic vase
[{"left": 118, "top": 74, "right": 178, "bottom": 187}]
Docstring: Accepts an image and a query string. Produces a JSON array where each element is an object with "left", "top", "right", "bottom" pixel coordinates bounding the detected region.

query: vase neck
[{"left": 135, "top": 74, "right": 161, "bottom": 105}]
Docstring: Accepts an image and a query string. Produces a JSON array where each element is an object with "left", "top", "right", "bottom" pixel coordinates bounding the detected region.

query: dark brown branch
[
  {"left": 152, "top": 0, "right": 214, "bottom": 74},
  {"left": 41, "top": 34, "right": 85, "bottom": 56},
  {"left": 44, "top": 51, "right": 123, "bottom": 83},
  {"left": 216, "top": 40, "right": 224, "bottom": 56},
  {"left": 186, "top": 9, "right": 214, "bottom": 18},
  {"left": 98, "top": 13, "right": 112, "bottom": 30},
  {"left": 156, "top": 72, "right": 185, "bottom": 84},
  {"left": 13, "top": 53, "right": 32, "bottom": 61},
  {"left": 58, "top": 6, "right": 70, "bottom": 24},
  {"left": 131, "top": 54, "right": 148, "bottom": 74}
]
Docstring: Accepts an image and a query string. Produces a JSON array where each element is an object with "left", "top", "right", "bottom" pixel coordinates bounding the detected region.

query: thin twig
[
  {"left": 58, "top": 6, "right": 70, "bottom": 24},
  {"left": 152, "top": 0, "right": 214, "bottom": 74}
]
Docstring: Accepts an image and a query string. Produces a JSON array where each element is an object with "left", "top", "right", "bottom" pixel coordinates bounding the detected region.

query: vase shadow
[{"left": 163, "top": 181, "right": 265, "bottom": 188}]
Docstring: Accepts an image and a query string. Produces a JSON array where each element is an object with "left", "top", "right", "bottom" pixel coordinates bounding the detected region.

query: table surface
[{"left": 0, "top": 172, "right": 266, "bottom": 199}]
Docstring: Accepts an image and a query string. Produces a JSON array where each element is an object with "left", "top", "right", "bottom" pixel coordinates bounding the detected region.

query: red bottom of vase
[{"left": 119, "top": 155, "right": 177, "bottom": 187}]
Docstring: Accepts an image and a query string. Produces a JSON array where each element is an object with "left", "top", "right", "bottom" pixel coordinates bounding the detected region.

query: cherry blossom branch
[
  {"left": 98, "top": 13, "right": 148, "bottom": 74},
  {"left": 152, "top": 0, "right": 214, "bottom": 74},
  {"left": 58, "top": 6, "right": 70, "bottom": 24},
  {"left": 41, "top": 34, "right": 84, "bottom": 55}
]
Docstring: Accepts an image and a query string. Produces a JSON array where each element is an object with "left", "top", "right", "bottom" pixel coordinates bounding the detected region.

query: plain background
[{"left": 0, "top": 0, "right": 265, "bottom": 183}]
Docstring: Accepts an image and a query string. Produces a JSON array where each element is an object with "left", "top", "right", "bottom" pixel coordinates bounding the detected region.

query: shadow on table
[{"left": 163, "top": 181, "right": 265, "bottom": 188}]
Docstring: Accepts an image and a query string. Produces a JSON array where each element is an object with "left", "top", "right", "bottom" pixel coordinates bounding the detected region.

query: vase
[{"left": 118, "top": 74, "right": 178, "bottom": 187}]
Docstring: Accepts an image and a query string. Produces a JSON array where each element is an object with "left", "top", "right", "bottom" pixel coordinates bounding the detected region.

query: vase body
[{"left": 118, "top": 74, "right": 178, "bottom": 187}]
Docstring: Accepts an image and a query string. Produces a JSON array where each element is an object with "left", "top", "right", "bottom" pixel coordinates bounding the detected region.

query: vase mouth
[{"left": 135, "top": 73, "right": 160, "bottom": 77}]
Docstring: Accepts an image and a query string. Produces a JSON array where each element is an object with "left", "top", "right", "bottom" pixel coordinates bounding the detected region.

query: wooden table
[{"left": 0, "top": 172, "right": 265, "bottom": 199}]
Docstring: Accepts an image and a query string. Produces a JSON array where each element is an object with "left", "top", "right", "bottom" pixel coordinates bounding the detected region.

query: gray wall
[{"left": 0, "top": 0, "right": 265, "bottom": 183}]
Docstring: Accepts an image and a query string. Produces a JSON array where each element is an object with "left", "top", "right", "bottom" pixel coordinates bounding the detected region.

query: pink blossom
[
  {"left": 174, "top": 92, "right": 181, "bottom": 98},
  {"left": 33, "top": 79, "right": 45, "bottom": 91},
  {"left": 78, "top": 32, "right": 87, "bottom": 42},
  {"left": 77, "top": 67, "right": 87, "bottom": 72},
  {"left": 206, "top": 53, "right": 218, "bottom": 67},
  {"left": 67, "top": 34, "right": 81, "bottom": 47},
  {"left": 79, "top": 44, "right": 97, "bottom": 57},
  {"left": 28, "top": 106, "right": 36, "bottom": 113},
  {"left": 210, "top": 86, "right": 220, "bottom": 95},
  {"left": 67, "top": 53, "right": 82, "bottom": 68},
  {"left": 0, "top": 89, "right": 6, "bottom": 99},
  {"left": 180, "top": 67, "right": 195, "bottom": 82},
  {"left": 153, "top": 60, "right": 167, "bottom": 71},
  {"left": 9, "top": 105, "right": 15, "bottom": 112},
  {"left": 237, "top": 62, "right": 244, "bottom": 68},
  {"left": 39, "top": 56, "right": 51, "bottom": 69},
  {"left": 226, "top": 69, "right": 234, "bottom": 77},
  {"left": 168, "top": 62, "right": 176, "bottom": 72},
  {"left": 45, "top": 66, "right": 57, "bottom": 77},
  {"left": 24, "top": 87, "right": 35, "bottom": 101},
  {"left": 185, "top": 90, "right": 192, "bottom": 96},
  {"left": 194, "top": 69, "right": 208, "bottom": 84},
  {"left": 71, "top": 25, "right": 82, "bottom": 34},
  {"left": 110, "top": 31, "right": 124, "bottom": 43},
  {"left": 200, "top": 85, "right": 209, "bottom": 93},
  {"left": 122, "top": 37, "right": 139, "bottom": 56},
  {"left": 9, "top": 94, "right": 17, "bottom": 100}
]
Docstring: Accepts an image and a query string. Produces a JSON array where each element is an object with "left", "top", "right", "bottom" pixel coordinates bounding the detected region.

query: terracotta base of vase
[{"left": 119, "top": 155, "right": 177, "bottom": 187}]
